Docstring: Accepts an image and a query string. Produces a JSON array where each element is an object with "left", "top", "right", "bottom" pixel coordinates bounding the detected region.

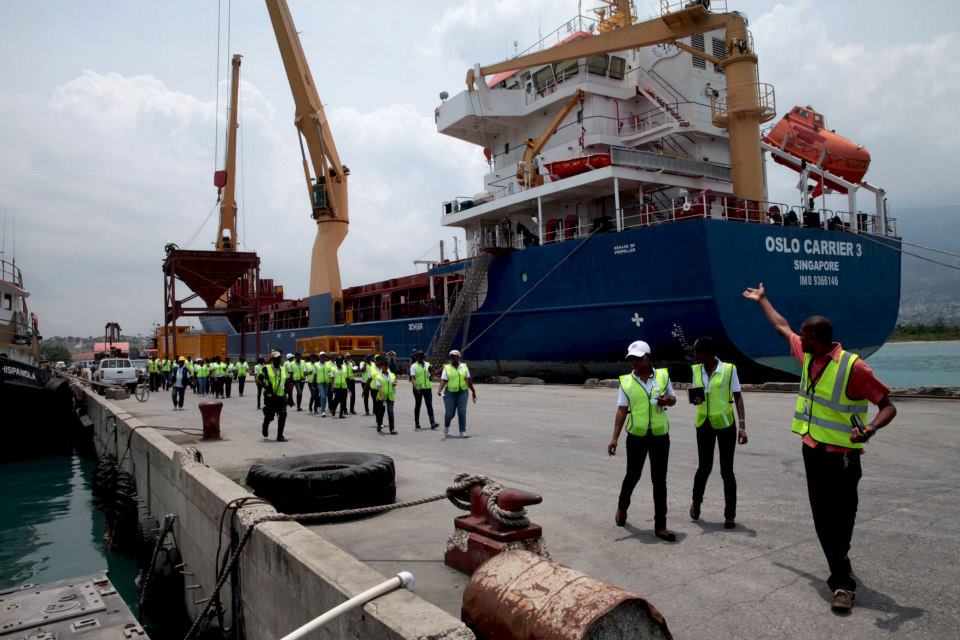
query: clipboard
[{"left": 687, "top": 387, "right": 706, "bottom": 404}]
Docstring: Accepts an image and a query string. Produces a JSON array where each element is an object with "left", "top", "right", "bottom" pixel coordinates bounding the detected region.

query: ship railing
[
  {"left": 334, "top": 298, "right": 449, "bottom": 325},
  {"left": 660, "top": 0, "right": 728, "bottom": 16},
  {"left": 0, "top": 258, "right": 24, "bottom": 288}
]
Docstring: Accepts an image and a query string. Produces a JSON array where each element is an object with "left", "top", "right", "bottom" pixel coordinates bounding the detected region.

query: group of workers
[
  {"left": 256, "top": 348, "right": 477, "bottom": 441},
  {"left": 147, "top": 355, "right": 250, "bottom": 399},
  {"left": 608, "top": 283, "right": 897, "bottom": 613}
]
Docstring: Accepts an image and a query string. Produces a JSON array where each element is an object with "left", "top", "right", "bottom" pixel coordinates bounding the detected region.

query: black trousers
[
  {"left": 362, "top": 383, "right": 371, "bottom": 414},
  {"left": 256, "top": 383, "right": 263, "bottom": 408},
  {"left": 224, "top": 377, "right": 232, "bottom": 398},
  {"left": 803, "top": 443, "right": 862, "bottom": 592},
  {"left": 347, "top": 379, "right": 356, "bottom": 413},
  {"left": 413, "top": 389, "right": 436, "bottom": 426},
  {"left": 331, "top": 387, "right": 347, "bottom": 417},
  {"left": 617, "top": 433, "right": 670, "bottom": 530},
  {"left": 373, "top": 398, "right": 385, "bottom": 427},
  {"left": 149, "top": 372, "right": 160, "bottom": 392},
  {"left": 692, "top": 424, "right": 737, "bottom": 519},
  {"left": 262, "top": 396, "right": 287, "bottom": 438},
  {"left": 171, "top": 387, "right": 185, "bottom": 408},
  {"left": 294, "top": 381, "right": 304, "bottom": 409},
  {"left": 237, "top": 377, "right": 245, "bottom": 396}
]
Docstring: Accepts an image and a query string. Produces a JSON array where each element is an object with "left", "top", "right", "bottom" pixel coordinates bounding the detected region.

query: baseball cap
[
  {"left": 271, "top": 350, "right": 282, "bottom": 358},
  {"left": 625, "top": 340, "right": 651, "bottom": 359},
  {"left": 286, "top": 353, "right": 294, "bottom": 359},
  {"left": 449, "top": 349, "right": 461, "bottom": 357}
]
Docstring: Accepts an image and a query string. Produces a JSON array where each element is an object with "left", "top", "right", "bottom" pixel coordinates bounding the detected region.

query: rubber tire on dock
[{"left": 246, "top": 452, "right": 396, "bottom": 517}]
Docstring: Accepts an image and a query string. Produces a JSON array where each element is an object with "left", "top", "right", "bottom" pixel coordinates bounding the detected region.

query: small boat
[{"left": 545, "top": 153, "right": 612, "bottom": 180}]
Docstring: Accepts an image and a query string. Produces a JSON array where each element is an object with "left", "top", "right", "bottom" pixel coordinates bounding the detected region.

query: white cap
[
  {"left": 449, "top": 349, "right": 461, "bottom": 357},
  {"left": 318, "top": 351, "right": 326, "bottom": 356},
  {"left": 286, "top": 353, "right": 294, "bottom": 359},
  {"left": 271, "top": 350, "right": 282, "bottom": 358},
  {"left": 625, "top": 340, "right": 651, "bottom": 359}
]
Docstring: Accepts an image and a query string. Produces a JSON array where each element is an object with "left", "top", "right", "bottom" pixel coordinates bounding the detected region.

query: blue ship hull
[{"left": 220, "top": 219, "right": 901, "bottom": 381}]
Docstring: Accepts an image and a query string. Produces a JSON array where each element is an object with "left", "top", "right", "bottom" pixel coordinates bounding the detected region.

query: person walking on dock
[
  {"left": 170, "top": 357, "right": 190, "bottom": 410},
  {"left": 688, "top": 336, "right": 747, "bottom": 529},
  {"left": 360, "top": 355, "right": 375, "bottom": 415},
  {"left": 325, "top": 352, "right": 338, "bottom": 409},
  {"left": 290, "top": 352, "right": 306, "bottom": 411},
  {"left": 236, "top": 357, "right": 248, "bottom": 397},
  {"left": 148, "top": 355, "right": 160, "bottom": 392},
  {"left": 259, "top": 351, "right": 292, "bottom": 442},
  {"left": 254, "top": 357, "right": 265, "bottom": 409},
  {"left": 185, "top": 357, "right": 196, "bottom": 393},
  {"left": 330, "top": 355, "right": 349, "bottom": 418},
  {"left": 607, "top": 340, "right": 677, "bottom": 542},
  {"left": 223, "top": 357, "right": 234, "bottom": 399},
  {"left": 283, "top": 354, "right": 295, "bottom": 405},
  {"left": 438, "top": 350, "right": 476, "bottom": 439},
  {"left": 304, "top": 354, "right": 318, "bottom": 414},
  {"left": 344, "top": 353, "right": 358, "bottom": 414},
  {"left": 743, "top": 282, "right": 897, "bottom": 612},
  {"left": 316, "top": 352, "right": 331, "bottom": 417},
  {"left": 209, "top": 357, "right": 221, "bottom": 398},
  {"left": 373, "top": 358, "right": 397, "bottom": 434},
  {"left": 410, "top": 350, "right": 439, "bottom": 430},
  {"left": 195, "top": 358, "right": 208, "bottom": 396},
  {"left": 161, "top": 357, "right": 172, "bottom": 390}
]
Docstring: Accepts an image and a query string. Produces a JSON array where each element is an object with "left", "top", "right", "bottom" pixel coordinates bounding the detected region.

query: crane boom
[
  {"left": 216, "top": 54, "right": 242, "bottom": 251},
  {"left": 518, "top": 89, "right": 584, "bottom": 187},
  {"left": 467, "top": 4, "right": 773, "bottom": 202},
  {"left": 264, "top": 0, "right": 349, "bottom": 311}
]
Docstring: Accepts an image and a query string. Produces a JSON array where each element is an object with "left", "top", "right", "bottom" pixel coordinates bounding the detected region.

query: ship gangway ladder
[{"left": 427, "top": 253, "right": 493, "bottom": 365}]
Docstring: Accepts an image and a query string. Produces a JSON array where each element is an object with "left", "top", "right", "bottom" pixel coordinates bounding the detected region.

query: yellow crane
[
  {"left": 264, "top": 0, "right": 349, "bottom": 316},
  {"left": 467, "top": 3, "right": 774, "bottom": 202},
  {"left": 517, "top": 89, "right": 585, "bottom": 188},
  {"left": 215, "top": 54, "right": 242, "bottom": 251}
]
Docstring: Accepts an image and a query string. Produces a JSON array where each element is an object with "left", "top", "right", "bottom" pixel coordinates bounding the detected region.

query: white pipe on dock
[{"left": 277, "top": 572, "right": 415, "bottom": 640}]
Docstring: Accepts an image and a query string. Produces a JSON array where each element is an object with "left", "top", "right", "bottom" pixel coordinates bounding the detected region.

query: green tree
[{"left": 40, "top": 344, "right": 72, "bottom": 363}]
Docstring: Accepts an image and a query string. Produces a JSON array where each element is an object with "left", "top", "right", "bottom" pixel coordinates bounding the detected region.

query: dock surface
[{"left": 116, "top": 383, "right": 959, "bottom": 640}]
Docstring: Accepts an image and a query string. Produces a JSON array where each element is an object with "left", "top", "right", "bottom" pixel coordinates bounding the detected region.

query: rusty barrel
[
  {"left": 198, "top": 401, "right": 223, "bottom": 440},
  {"left": 462, "top": 550, "right": 672, "bottom": 640}
]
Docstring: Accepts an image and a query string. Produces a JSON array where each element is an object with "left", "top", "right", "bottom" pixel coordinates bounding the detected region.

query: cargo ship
[{"left": 203, "top": 0, "right": 901, "bottom": 381}]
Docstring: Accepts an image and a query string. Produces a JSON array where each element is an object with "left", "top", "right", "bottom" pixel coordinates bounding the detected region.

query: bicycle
[{"left": 135, "top": 380, "right": 150, "bottom": 403}]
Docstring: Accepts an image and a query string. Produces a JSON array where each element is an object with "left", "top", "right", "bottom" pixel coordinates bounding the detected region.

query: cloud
[{"left": 752, "top": 0, "right": 960, "bottom": 206}]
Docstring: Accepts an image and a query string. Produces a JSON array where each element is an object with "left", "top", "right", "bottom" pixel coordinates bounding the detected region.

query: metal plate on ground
[{"left": 0, "top": 572, "right": 144, "bottom": 640}]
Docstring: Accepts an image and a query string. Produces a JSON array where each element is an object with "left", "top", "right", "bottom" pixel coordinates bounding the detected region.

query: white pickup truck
[{"left": 94, "top": 358, "right": 139, "bottom": 391}]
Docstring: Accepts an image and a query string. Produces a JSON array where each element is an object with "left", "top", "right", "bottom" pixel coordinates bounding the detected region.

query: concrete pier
[{"left": 105, "top": 383, "right": 959, "bottom": 640}]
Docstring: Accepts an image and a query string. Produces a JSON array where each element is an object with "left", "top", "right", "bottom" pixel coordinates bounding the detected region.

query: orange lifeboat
[
  {"left": 763, "top": 106, "right": 870, "bottom": 197},
  {"left": 545, "top": 153, "right": 612, "bottom": 180}
]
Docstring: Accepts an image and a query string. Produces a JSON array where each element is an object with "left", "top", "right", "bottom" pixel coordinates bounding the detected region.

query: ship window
[
  {"left": 608, "top": 56, "right": 626, "bottom": 80},
  {"left": 587, "top": 54, "right": 609, "bottom": 75},
  {"left": 795, "top": 107, "right": 808, "bottom": 118},
  {"left": 533, "top": 66, "right": 556, "bottom": 92},
  {"left": 691, "top": 34, "right": 707, "bottom": 69},
  {"left": 554, "top": 59, "right": 579, "bottom": 82},
  {"left": 711, "top": 37, "right": 727, "bottom": 74},
  {"left": 2, "top": 293, "right": 10, "bottom": 310},
  {"left": 521, "top": 272, "right": 528, "bottom": 283}
]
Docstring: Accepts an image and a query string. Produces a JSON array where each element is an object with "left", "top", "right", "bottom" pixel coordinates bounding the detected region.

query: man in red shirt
[{"left": 744, "top": 282, "right": 897, "bottom": 613}]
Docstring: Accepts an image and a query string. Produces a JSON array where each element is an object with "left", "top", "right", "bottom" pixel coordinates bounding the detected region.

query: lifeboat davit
[
  {"left": 545, "top": 153, "right": 612, "bottom": 180},
  {"left": 763, "top": 105, "right": 870, "bottom": 197}
]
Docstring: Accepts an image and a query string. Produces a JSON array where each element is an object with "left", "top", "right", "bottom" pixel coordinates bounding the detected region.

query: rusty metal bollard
[
  {"left": 445, "top": 484, "right": 548, "bottom": 575},
  {"left": 198, "top": 401, "right": 223, "bottom": 440},
  {"left": 462, "top": 550, "right": 672, "bottom": 640}
]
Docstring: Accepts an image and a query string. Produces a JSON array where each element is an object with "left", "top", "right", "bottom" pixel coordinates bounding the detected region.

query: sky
[{"left": 1, "top": 0, "right": 957, "bottom": 337}]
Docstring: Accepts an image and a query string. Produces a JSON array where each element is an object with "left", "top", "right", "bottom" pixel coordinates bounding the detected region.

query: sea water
[
  {"left": 0, "top": 455, "right": 139, "bottom": 610},
  {"left": 865, "top": 340, "right": 960, "bottom": 388}
]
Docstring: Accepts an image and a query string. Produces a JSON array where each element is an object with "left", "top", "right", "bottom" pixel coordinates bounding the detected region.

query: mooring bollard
[
  {"left": 445, "top": 484, "right": 548, "bottom": 575},
  {"left": 462, "top": 550, "right": 672, "bottom": 640},
  {"left": 198, "top": 401, "right": 223, "bottom": 440}
]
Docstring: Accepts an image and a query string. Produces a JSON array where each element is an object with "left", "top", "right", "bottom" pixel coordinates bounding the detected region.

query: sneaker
[
  {"left": 830, "top": 589, "right": 854, "bottom": 612},
  {"left": 321, "top": 412, "right": 327, "bottom": 417},
  {"left": 459, "top": 433, "right": 469, "bottom": 439},
  {"left": 389, "top": 430, "right": 397, "bottom": 435},
  {"left": 723, "top": 518, "right": 736, "bottom": 529},
  {"left": 296, "top": 407, "right": 303, "bottom": 412},
  {"left": 377, "top": 426, "right": 382, "bottom": 433},
  {"left": 277, "top": 436, "right": 288, "bottom": 442},
  {"left": 415, "top": 425, "right": 422, "bottom": 430},
  {"left": 430, "top": 423, "right": 440, "bottom": 430}
]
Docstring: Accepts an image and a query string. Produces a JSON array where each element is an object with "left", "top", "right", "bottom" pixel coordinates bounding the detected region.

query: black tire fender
[{"left": 246, "top": 452, "right": 396, "bottom": 516}]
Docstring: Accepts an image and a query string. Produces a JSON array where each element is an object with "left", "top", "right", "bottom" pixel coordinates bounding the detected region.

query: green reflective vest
[
  {"left": 148, "top": 359, "right": 158, "bottom": 373},
  {"left": 303, "top": 362, "right": 316, "bottom": 383},
  {"left": 236, "top": 362, "right": 248, "bottom": 377},
  {"left": 161, "top": 359, "right": 172, "bottom": 372},
  {"left": 195, "top": 364, "right": 208, "bottom": 378},
  {"left": 344, "top": 360, "right": 355, "bottom": 380},
  {"left": 185, "top": 361, "right": 195, "bottom": 374},
  {"left": 620, "top": 369, "right": 671, "bottom": 437},
  {"left": 331, "top": 364, "right": 348, "bottom": 389},
  {"left": 412, "top": 362, "right": 432, "bottom": 390},
  {"left": 376, "top": 371, "right": 397, "bottom": 401},
  {"left": 263, "top": 364, "right": 287, "bottom": 396},
  {"left": 691, "top": 361, "right": 735, "bottom": 428},
  {"left": 792, "top": 350, "right": 868, "bottom": 449},
  {"left": 290, "top": 361, "right": 304, "bottom": 381},
  {"left": 444, "top": 363, "right": 470, "bottom": 392}
]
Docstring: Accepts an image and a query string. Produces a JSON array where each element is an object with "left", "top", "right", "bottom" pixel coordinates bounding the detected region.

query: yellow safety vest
[
  {"left": 792, "top": 350, "right": 868, "bottom": 449},
  {"left": 619, "top": 369, "right": 671, "bottom": 437},
  {"left": 691, "top": 361, "right": 736, "bottom": 428},
  {"left": 412, "top": 362, "right": 432, "bottom": 390},
  {"left": 331, "top": 364, "right": 348, "bottom": 389},
  {"left": 444, "top": 363, "right": 470, "bottom": 392},
  {"left": 291, "top": 361, "right": 304, "bottom": 381},
  {"left": 344, "top": 361, "right": 355, "bottom": 380},
  {"left": 148, "top": 359, "right": 158, "bottom": 373},
  {"left": 263, "top": 364, "right": 287, "bottom": 396},
  {"left": 236, "top": 362, "right": 248, "bottom": 377},
  {"left": 376, "top": 371, "right": 397, "bottom": 401}
]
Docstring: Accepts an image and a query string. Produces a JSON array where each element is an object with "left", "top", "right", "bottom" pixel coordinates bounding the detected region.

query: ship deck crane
[
  {"left": 518, "top": 89, "right": 585, "bottom": 188},
  {"left": 467, "top": 3, "right": 775, "bottom": 202},
  {"left": 214, "top": 54, "right": 242, "bottom": 252},
  {"left": 265, "top": 0, "right": 349, "bottom": 318}
]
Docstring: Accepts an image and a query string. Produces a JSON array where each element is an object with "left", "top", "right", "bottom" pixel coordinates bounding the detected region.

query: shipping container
[
  {"left": 156, "top": 332, "right": 227, "bottom": 360},
  {"left": 295, "top": 335, "right": 382, "bottom": 357}
]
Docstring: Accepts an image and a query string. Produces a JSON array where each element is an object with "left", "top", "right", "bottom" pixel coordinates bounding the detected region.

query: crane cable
[{"left": 858, "top": 231, "right": 960, "bottom": 272}]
